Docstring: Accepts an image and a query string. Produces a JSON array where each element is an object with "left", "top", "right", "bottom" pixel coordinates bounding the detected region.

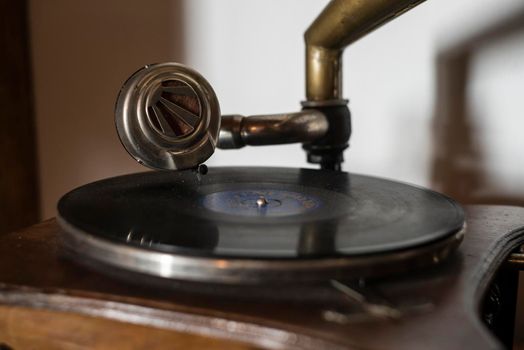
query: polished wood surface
[
  {"left": 0, "top": 305, "right": 257, "bottom": 350},
  {"left": 0, "top": 206, "right": 522, "bottom": 349}
]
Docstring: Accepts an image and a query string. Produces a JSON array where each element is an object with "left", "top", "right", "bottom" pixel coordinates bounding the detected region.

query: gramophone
[{"left": 1, "top": 1, "right": 523, "bottom": 349}]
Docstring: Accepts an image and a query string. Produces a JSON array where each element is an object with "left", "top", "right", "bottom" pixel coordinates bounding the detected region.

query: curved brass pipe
[{"left": 305, "top": 0, "right": 427, "bottom": 102}]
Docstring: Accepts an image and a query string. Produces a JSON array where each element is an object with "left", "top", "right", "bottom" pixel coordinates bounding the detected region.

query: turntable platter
[{"left": 57, "top": 167, "right": 464, "bottom": 283}]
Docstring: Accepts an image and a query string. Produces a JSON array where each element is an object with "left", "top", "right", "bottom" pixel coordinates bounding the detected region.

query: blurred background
[{"left": 0, "top": 0, "right": 523, "bottom": 346}]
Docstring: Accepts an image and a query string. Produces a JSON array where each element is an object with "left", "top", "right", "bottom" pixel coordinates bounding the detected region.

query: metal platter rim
[{"left": 58, "top": 215, "right": 465, "bottom": 284}]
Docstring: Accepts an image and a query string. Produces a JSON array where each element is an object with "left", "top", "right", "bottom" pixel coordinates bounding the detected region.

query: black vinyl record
[{"left": 58, "top": 167, "right": 464, "bottom": 259}]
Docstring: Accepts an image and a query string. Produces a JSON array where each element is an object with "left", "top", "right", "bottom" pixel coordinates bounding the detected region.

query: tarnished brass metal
[
  {"left": 507, "top": 252, "right": 524, "bottom": 269},
  {"left": 217, "top": 111, "right": 328, "bottom": 149},
  {"left": 505, "top": 244, "right": 524, "bottom": 269},
  {"left": 305, "top": 0, "right": 426, "bottom": 101}
]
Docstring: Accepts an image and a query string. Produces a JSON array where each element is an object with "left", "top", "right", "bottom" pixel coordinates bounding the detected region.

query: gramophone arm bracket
[{"left": 217, "top": 102, "right": 352, "bottom": 171}]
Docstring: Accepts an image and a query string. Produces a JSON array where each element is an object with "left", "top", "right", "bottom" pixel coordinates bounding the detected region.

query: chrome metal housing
[{"left": 115, "top": 63, "right": 221, "bottom": 170}]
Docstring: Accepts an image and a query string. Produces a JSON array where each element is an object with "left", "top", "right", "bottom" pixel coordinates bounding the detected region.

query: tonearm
[{"left": 116, "top": 0, "right": 426, "bottom": 171}]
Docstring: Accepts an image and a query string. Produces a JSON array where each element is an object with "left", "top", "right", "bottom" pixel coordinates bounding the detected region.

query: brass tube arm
[
  {"left": 217, "top": 111, "right": 328, "bottom": 149},
  {"left": 305, "top": 0, "right": 426, "bottom": 101}
]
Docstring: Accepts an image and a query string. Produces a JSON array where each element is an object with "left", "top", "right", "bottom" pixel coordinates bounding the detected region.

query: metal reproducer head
[{"left": 115, "top": 63, "right": 221, "bottom": 170}]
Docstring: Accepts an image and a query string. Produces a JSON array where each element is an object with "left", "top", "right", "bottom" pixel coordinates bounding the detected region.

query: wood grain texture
[
  {"left": 0, "top": 206, "right": 522, "bottom": 349},
  {"left": 0, "top": 305, "right": 258, "bottom": 350},
  {"left": 0, "top": 0, "right": 39, "bottom": 234}
]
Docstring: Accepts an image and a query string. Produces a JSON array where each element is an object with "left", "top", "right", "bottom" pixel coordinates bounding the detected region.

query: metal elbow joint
[
  {"left": 217, "top": 111, "right": 329, "bottom": 149},
  {"left": 305, "top": 0, "right": 427, "bottom": 102}
]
